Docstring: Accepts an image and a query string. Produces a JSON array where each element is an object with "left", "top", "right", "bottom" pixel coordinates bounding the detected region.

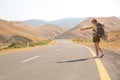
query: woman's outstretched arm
[{"left": 80, "top": 26, "right": 92, "bottom": 31}]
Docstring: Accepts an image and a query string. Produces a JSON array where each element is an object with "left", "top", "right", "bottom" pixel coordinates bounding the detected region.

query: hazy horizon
[{"left": 0, "top": 0, "right": 120, "bottom": 21}]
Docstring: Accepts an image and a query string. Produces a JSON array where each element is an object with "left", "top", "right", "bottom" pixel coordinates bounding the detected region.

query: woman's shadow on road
[{"left": 57, "top": 57, "right": 96, "bottom": 63}]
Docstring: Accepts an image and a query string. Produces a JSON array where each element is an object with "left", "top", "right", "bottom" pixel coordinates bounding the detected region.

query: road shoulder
[
  {"left": 71, "top": 40, "right": 120, "bottom": 80},
  {"left": 0, "top": 40, "right": 56, "bottom": 55}
]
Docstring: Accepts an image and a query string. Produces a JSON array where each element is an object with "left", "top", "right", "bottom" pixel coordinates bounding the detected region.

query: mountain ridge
[{"left": 22, "top": 17, "right": 86, "bottom": 29}]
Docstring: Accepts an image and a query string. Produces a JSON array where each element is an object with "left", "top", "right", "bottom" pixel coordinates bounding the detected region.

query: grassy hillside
[{"left": 0, "top": 19, "right": 47, "bottom": 49}]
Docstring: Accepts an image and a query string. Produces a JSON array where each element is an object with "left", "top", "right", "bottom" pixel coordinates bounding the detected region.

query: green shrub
[
  {"left": 30, "top": 40, "right": 50, "bottom": 47},
  {"left": 0, "top": 40, "right": 51, "bottom": 50},
  {"left": 9, "top": 43, "right": 26, "bottom": 48}
]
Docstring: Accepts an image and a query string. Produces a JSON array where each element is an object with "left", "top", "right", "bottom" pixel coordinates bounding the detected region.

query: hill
[
  {"left": 55, "top": 17, "right": 120, "bottom": 39},
  {"left": 50, "top": 17, "right": 86, "bottom": 29},
  {"left": 23, "top": 17, "right": 86, "bottom": 29},
  {"left": 23, "top": 19, "right": 46, "bottom": 26},
  {"left": 30, "top": 24, "right": 66, "bottom": 39},
  {"left": 0, "top": 19, "right": 67, "bottom": 48},
  {"left": 108, "top": 29, "right": 120, "bottom": 42},
  {"left": 0, "top": 19, "right": 46, "bottom": 47},
  {"left": 0, "top": 19, "right": 44, "bottom": 40}
]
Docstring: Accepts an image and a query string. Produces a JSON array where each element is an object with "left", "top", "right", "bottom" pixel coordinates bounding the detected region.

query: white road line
[
  {"left": 55, "top": 49, "right": 60, "bottom": 51},
  {"left": 21, "top": 56, "right": 40, "bottom": 63}
]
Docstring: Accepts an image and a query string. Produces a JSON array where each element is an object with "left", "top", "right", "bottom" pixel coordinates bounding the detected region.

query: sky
[{"left": 0, "top": 0, "right": 120, "bottom": 21}]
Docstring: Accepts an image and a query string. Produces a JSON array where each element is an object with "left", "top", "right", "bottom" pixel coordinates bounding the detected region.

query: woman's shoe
[{"left": 100, "top": 54, "right": 104, "bottom": 58}]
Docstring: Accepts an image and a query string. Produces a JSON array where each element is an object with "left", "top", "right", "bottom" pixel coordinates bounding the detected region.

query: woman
[{"left": 81, "top": 19, "right": 104, "bottom": 58}]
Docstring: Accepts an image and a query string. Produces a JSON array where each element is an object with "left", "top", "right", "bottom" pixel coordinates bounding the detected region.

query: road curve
[{"left": 0, "top": 39, "right": 111, "bottom": 80}]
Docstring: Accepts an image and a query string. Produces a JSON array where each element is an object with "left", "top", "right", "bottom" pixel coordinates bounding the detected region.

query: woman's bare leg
[
  {"left": 98, "top": 47, "right": 104, "bottom": 54},
  {"left": 97, "top": 42, "right": 104, "bottom": 57},
  {"left": 97, "top": 43, "right": 104, "bottom": 54},
  {"left": 94, "top": 42, "right": 99, "bottom": 56}
]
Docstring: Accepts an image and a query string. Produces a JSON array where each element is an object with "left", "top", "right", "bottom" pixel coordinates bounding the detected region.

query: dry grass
[{"left": 72, "top": 39, "right": 120, "bottom": 54}]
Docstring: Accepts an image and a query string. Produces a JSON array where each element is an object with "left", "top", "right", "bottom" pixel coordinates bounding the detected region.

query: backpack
[
  {"left": 94, "top": 23, "right": 107, "bottom": 41},
  {"left": 97, "top": 23, "right": 105, "bottom": 37}
]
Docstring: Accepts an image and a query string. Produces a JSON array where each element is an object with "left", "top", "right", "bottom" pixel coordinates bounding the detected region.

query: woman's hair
[{"left": 92, "top": 19, "right": 97, "bottom": 23}]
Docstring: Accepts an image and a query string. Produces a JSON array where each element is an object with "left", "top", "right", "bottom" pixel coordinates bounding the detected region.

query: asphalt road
[{"left": 0, "top": 39, "right": 119, "bottom": 80}]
